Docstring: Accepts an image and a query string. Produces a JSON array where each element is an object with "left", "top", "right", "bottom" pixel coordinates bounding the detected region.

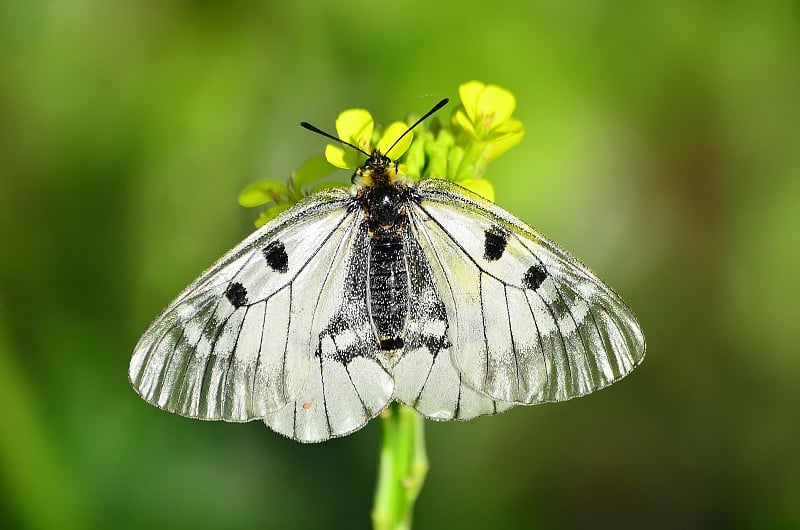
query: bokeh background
[{"left": 2, "top": 1, "right": 799, "bottom": 529}]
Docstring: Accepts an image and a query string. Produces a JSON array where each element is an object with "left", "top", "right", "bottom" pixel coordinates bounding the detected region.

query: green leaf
[
  {"left": 254, "top": 202, "right": 293, "bottom": 228},
  {"left": 310, "top": 181, "right": 349, "bottom": 194},
  {"left": 291, "top": 155, "right": 337, "bottom": 195},
  {"left": 237, "top": 180, "right": 289, "bottom": 208}
]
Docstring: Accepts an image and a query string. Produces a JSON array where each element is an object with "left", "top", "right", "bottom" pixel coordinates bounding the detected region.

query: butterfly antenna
[
  {"left": 385, "top": 98, "right": 449, "bottom": 156},
  {"left": 300, "top": 121, "right": 371, "bottom": 157}
]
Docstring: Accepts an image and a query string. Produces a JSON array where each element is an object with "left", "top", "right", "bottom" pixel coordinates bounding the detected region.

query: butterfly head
[
  {"left": 355, "top": 150, "right": 401, "bottom": 188},
  {"left": 300, "top": 97, "right": 449, "bottom": 189}
]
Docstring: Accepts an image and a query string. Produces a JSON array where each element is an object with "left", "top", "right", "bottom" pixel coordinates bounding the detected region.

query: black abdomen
[{"left": 369, "top": 235, "right": 408, "bottom": 351}]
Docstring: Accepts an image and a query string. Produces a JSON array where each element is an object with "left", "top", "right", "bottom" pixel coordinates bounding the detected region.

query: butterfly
[{"left": 129, "top": 98, "right": 645, "bottom": 443}]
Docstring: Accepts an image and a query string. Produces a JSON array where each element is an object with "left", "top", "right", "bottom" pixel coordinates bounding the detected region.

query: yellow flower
[
  {"left": 454, "top": 80, "right": 524, "bottom": 160},
  {"left": 325, "top": 109, "right": 412, "bottom": 169},
  {"left": 241, "top": 82, "right": 523, "bottom": 228}
]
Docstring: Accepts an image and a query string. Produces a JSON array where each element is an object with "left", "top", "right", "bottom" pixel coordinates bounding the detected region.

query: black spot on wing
[
  {"left": 224, "top": 282, "right": 248, "bottom": 308},
  {"left": 483, "top": 227, "right": 508, "bottom": 261},
  {"left": 523, "top": 264, "right": 548, "bottom": 290},
  {"left": 263, "top": 241, "right": 289, "bottom": 273}
]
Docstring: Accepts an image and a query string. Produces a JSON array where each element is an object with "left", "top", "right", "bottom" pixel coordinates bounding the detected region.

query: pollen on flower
[{"left": 480, "top": 113, "right": 497, "bottom": 134}]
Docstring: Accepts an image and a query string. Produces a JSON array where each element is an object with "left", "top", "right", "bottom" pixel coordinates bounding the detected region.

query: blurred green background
[{"left": 2, "top": 1, "right": 799, "bottom": 529}]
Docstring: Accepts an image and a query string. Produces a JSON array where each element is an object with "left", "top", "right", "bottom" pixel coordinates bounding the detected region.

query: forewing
[
  {"left": 409, "top": 178, "right": 645, "bottom": 404},
  {"left": 129, "top": 188, "right": 380, "bottom": 428},
  {"left": 392, "top": 233, "right": 513, "bottom": 420},
  {"left": 263, "top": 221, "right": 393, "bottom": 442}
]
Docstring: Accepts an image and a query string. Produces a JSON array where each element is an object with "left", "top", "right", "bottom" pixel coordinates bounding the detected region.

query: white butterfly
[{"left": 129, "top": 100, "right": 645, "bottom": 443}]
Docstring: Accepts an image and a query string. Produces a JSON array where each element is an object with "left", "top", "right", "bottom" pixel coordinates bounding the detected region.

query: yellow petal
[
  {"left": 458, "top": 80, "right": 486, "bottom": 124},
  {"left": 484, "top": 132, "right": 524, "bottom": 160},
  {"left": 457, "top": 178, "right": 495, "bottom": 203},
  {"left": 335, "top": 109, "right": 373, "bottom": 151},
  {"left": 378, "top": 121, "right": 412, "bottom": 159},
  {"left": 453, "top": 109, "right": 479, "bottom": 140},
  {"left": 487, "top": 117, "right": 524, "bottom": 139},
  {"left": 325, "top": 144, "right": 353, "bottom": 169},
  {"left": 476, "top": 85, "right": 516, "bottom": 128}
]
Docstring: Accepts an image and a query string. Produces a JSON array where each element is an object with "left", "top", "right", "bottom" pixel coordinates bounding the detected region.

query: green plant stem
[{"left": 372, "top": 403, "right": 429, "bottom": 530}]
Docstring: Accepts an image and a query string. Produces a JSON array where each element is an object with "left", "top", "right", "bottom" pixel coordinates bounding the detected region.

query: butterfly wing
[
  {"left": 263, "top": 221, "right": 394, "bottom": 442},
  {"left": 408, "top": 178, "right": 645, "bottom": 405},
  {"left": 392, "top": 232, "right": 513, "bottom": 420},
  {"left": 130, "top": 188, "right": 393, "bottom": 441}
]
